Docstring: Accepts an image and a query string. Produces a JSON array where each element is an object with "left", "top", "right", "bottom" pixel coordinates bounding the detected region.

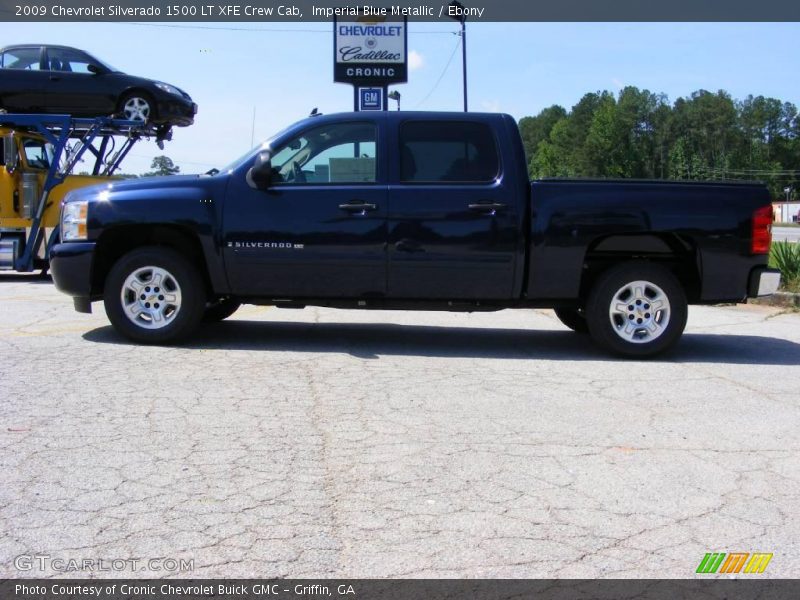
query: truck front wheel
[
  {"left": 104, "top": 247, "right": 205, "bottom": 344},
  {"left": 586, "top": 262, "right": 687, "bottom": 358},
  {"left": 203, "top": 297, "right": 241, "bottom": 322}
]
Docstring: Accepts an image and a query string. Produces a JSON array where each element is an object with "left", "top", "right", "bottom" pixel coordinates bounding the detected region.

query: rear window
[
  {"left": 399, "top": 121, "right": 499, "bottom": 184},
  {"left": 1, "top": 47, "right": 41, "bottom": 70}
]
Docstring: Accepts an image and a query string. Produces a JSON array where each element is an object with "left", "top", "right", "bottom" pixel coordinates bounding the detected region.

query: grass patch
[{"left": 783, "top": 278, "right": 800, "bottom": 294}]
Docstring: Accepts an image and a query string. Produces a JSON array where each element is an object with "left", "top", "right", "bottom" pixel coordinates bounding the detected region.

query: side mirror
[
  {"left": 87, "top": 64, "right": 104, "bottom": 75},
  {"left": 3, "top": 134, "right": 18, "bottom": 172},
  {"left": 246, "top": 151, "right": 273, "bottom": 190}
]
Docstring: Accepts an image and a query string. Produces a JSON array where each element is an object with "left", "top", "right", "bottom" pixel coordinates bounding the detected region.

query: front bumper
[
  {"left": 748, "top": 267, "right": 782, "bottom": 298},
  {"left": 50, "top": 242, "right": 96, "bottom": 313},
  {"left": 155, "top": 97, "right": 197, "bottom": 127}
]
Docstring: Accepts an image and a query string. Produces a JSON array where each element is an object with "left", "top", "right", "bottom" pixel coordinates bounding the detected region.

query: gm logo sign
[
  {"left": 696, "top": 552, "right": 773, "bottom": 574},
  {"left": 359, "top": 87, "right": 383, "bottom": 111}
]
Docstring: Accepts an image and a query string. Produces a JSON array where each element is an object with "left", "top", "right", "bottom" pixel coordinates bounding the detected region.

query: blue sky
[{"left": 6, "top": 22, "right": 800, "bottom": 174}]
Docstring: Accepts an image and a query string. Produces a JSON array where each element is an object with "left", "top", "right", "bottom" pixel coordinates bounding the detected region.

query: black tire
[
  {"left": 117, "top": 91, "right": 156, "bottom": 123},
  {"left": 586, "top": 261, "right": 688, "bottom": 358},
  {"left": 104, "top": 246, "right": 205, "bottom": 344},
  {"left": 554, "top": 307, "right": 589, "bottom": 333},
  {"left": 203, "top": 297, "right": 241, "bottom": 323}
]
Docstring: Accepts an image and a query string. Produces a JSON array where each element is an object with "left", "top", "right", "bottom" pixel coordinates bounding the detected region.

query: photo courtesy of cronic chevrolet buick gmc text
[{"left": 49, "top": 112, "right": 781, "bottom": 357}]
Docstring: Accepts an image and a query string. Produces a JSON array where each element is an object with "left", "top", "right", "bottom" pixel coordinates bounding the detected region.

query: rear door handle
[
  {"left": 49, "top": 76, "right": 60, "bottom": 81},
  {"left": 339, "top": 201, "right": 377, "bottom": 214},
  {"left": 468, "top": 202, "right": 507, "bottom": 213}
]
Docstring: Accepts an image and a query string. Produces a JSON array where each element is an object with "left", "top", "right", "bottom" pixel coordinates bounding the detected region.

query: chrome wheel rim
[
  {"left": 608, "top": 280, "right": 670, "bottom": 344},
  {"left": 123, "top": 97, "right": 151, "bottom": 121},
  {"left": 120, "top": 266, "right": 181, "bottom": 330}
]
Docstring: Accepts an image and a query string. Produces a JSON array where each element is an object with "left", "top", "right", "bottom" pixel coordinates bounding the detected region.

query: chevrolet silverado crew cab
[{"left": 50, "top": 111, "right": 781, "bottom": 357}]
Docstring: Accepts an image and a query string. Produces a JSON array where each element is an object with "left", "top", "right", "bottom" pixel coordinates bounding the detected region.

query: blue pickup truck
[{"left": 50, "top": 111, "right": 780, "bottom": 357}]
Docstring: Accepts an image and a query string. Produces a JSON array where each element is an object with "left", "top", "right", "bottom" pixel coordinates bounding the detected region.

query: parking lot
[{"left": 1, "top": 274, "right": 800, "bottom": 578}]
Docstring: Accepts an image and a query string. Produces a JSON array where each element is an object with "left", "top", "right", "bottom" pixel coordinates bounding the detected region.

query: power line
[
  {"left": 106, "top": 22, "right": 454, "bottom": 35},
  {"left": 414, "top": 36, "right": 462, "bottom": 109},
  {"left": 110, "top": 22, "right": 329, "bottom": 33},
  {"left": 127, "top": 152, "right": 216, "bottom": 168}
]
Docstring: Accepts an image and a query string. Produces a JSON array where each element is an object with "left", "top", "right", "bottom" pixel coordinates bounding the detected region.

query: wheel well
[
  {"left": 92, "top": 225, "right": 211, "bottom": 296},
  {"left": 579, "top": 233, "right": 701, "bottom": 304}
]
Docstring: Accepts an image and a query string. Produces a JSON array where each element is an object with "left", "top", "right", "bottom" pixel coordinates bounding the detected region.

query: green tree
[
  {"left": 530, "top": 118, "right": 573, "bottom": 178},
  {"left": 519, "top": 105, "right": 567, "bottom": 165},
  {"left": 144, "top": 156, "right": 180, "bottom": 177},
  {"left": 521, "top": 86, "right": 800, "bottom": 198}
]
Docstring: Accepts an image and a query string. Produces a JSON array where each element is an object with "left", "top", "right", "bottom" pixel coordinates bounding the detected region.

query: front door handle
[
  {"left": 395, "top": 238, "right": 425, "bottom": 253},
  {"left": 468, "top": 201, "right": 507, "bottom": 214},
  {"left": 49, "top": 76, "right": 61, "bottom": 81},
  {"left": 339, "top": 201, "right": 377, "bottom": 215}
]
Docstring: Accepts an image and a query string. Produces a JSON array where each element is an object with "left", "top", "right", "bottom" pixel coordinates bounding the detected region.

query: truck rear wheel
[
  {"left": 586, "top": 262, "right": 687, "bottom": 358},
  {"left": 104, "top": 247, "right": 205, "bottom": 344}
]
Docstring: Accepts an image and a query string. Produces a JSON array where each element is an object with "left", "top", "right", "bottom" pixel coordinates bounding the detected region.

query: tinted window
[
  {"left": 46, "top": 47, "right": 94, "bottom": 74},
  {"left": 22, "top": 139, "right": 54, "bottom": 170},
  {"left": 400, "top": 121, "right": 499, "bottom": 183},
  {"left": 271, "top": 122, "right": 377, "bottom": 185},
  {"left": 1, "top": 48, "right": 41, "bottom": 70}
]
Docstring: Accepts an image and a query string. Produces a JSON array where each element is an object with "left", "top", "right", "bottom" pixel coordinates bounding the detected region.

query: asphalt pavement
[
  {"left": 1, "top": 274, "right": 799, "bottom": 578},
  {"left": 773, "top": 226, "right": 800, "bottom": 243}
]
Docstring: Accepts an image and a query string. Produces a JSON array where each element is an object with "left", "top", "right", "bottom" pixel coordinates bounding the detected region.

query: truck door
[
  {"left": 387, "top": 119, "right": 520, "bottom": 299},
  {"left": 222, "top": 119, "right": 387, "bottom": 298}
]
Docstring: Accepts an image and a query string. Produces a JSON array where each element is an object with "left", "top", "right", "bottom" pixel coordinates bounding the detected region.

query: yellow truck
[{"left": 0, "top": 114, "right": 165, "bottom": 272}]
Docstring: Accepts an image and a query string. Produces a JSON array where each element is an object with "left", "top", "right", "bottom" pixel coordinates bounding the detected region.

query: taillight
[{"left": 751, "top": 205, "right": 773, "bottom": 255}]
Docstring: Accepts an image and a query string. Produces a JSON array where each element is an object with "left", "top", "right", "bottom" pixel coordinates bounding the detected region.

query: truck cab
[
  {"left": 0, "top": 113, "right": 171, "bottom": 273},
  {"left": 0, "top": 125, "right": 117, "bottom": 270}
]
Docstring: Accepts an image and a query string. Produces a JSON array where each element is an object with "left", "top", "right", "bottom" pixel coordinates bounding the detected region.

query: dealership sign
[{"left": 334, "top": 16, "right": 408, "bottom": 86}]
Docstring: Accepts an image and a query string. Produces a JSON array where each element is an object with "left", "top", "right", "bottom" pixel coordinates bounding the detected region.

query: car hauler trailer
[{"left": 0, "top": 114, "right": 169, "bottom": 273}]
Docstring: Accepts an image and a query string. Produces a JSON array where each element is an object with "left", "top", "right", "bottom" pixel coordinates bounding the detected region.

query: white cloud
[
  {"left": 612, "top": 78, "right": 624, "bottom": 89},
  {"left": 480, "top": 100, "right": 502, "bottom": 113},
  {"left": 408, "top": 50, "right": 425, "bottom": 71}
]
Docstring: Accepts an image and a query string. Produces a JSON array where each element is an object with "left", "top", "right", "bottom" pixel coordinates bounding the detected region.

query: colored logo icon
[{"left": 696, "top": 553, "right": 773, "bottom": 574}]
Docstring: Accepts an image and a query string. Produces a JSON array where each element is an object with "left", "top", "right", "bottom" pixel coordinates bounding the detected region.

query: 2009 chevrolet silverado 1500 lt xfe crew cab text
[{"left": 50, "top": 111, "right": 781, "bottom": 357}]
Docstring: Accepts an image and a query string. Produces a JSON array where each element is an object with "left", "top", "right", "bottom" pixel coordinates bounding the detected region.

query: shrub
[{"left": 770, "top": 241, "right": 800, "bottom": 292}]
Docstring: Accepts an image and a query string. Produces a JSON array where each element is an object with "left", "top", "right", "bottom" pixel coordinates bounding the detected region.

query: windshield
[
  {"left": 22, "top": 138, "right": 55, "bottom": 170},
  {"left": 85, "top": 51, "right": 118, "bottom": 73},
  {"left": 215, "top": 123, "right": 299, "bottom": 175}
]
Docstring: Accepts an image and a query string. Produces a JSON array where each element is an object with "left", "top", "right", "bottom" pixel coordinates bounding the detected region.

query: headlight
[
  {"left": 61, "top": 200, "right": 88, "bottom": 241},
  {"left": 155, "top": 82, "right": 182, "bottom": 96}
]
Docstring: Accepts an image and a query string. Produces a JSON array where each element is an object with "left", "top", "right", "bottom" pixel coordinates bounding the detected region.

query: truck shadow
[
  {"left": 0, "top": 273, "right": 52, "bottom": 284},
  {"left": 83, "top": 320, "right": 800, "bottom": 365}
]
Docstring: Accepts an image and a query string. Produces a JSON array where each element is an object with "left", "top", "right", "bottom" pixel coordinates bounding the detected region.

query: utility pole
[
  {"left": 448, "top": 1, "right": 468, "bottom": 112},
  {"left": 250, "top": 107, "right": 256, "bottom": 147}
]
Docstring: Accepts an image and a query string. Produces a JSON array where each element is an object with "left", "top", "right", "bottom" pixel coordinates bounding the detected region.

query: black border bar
[
  {"left": 1, "top": 0, "right": 800, "bottom": 22},
  {"left": 3, "top": 579, "right": 800, "bottom": 600}
]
